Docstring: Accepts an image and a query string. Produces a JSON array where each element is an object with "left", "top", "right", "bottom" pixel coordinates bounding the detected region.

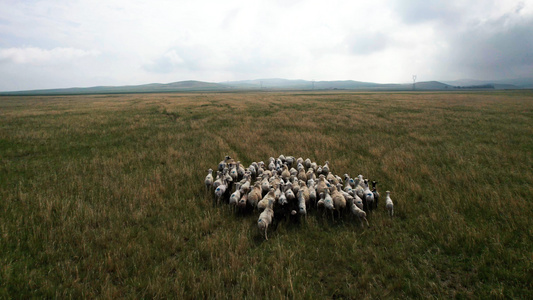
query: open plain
[{"left": 1, "top": 91, "right": 532, "bottom": 298}]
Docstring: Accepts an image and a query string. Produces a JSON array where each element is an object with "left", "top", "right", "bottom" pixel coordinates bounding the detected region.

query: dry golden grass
[{"left": 1, "top": 90, "right": 532, "bottom": 298}]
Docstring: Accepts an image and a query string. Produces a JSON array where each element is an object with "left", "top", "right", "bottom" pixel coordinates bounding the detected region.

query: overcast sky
[{"left": 0, "top": 0, "right": 532, "bottom": 91}]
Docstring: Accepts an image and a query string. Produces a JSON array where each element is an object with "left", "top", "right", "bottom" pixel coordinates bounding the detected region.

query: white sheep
[
  {"left": 218, "top": 155, "right": 231, "bottom": 172},
  {"left": 229, "top": 187, "right": 241, "bottom": 208},
  {"left": 261, "top": 174, "right": 271, "bottom": 195},
  {"left": 363, "top": 179, "right": 374, "bottom": 212},
  {"left": 372, "top": 181, "right": 380, "bottom": 210},
  {"left": 385, "top": 191, "right": 394, "bottom": 217},
  {"left": 239, "top": 174, "right": 251, "bottom": 195},
  {"left": 304, "top": 158, "right": 312, "bottom": 169},
  {"left": 353, "top": 194, "right": 364, "bottom": 210},
  {"left": 323, "top": 189, "right": 335, "bottom": 220},
  {"left": 205, "top": 168, "right": 214, "bottom": 190},
  {"left": 350, "top": 203, "right": 370, "bottom": 228},
  {"left": 214, "top": 178, "right": 228, "bottom": 204},
  {"left": 258, "top": 198, "right": 274, "bottom": 240},
  {"left": 238, "top": 193, "right": 248, "bottom": 211},
  {"left": 316, "top": 174, "right": 329, "bottom": 196},
  {"left": 297, "top": 189, "right": 307, "bottom": 216},
  {"left": 331, "top": 184, "right": 346, "bottom": 218},
  {"left": 307, "top": 179, "right": 317, "bottom": 205},
  {"left": 247, "top": 182, "right": 263, "bottom": 208},
  {"left": 322, "top": 161, "right": 330, "bottom": 174},
  {"left": 281, "top": 164, "right": 291, "bottom": 182},
  {"left": 284, "top": 183, "right": 296, "bottom": 202},
  {"left": 258, "top": 188, "right": 276, "bottom": 211}
]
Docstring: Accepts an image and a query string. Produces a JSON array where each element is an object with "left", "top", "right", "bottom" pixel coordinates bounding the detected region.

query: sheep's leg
[
  {"left": 364, "top": 217, "right": 370, "bottom": 227},
  {"left": 264, "top": 225, "right": 268, "bottom": 240}
]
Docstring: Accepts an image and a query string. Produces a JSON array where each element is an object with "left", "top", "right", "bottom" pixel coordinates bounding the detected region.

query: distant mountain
[
  {"left": 1, "top": 78, "right": 529, "bottom": 95},
  {"left": 442, "top": 78, "right": 533, "bottom": 89},
  {"left": 221, "top": 78, "right": 313, "bottom": 89},
  {"left": 0, "top": 80, "right": 227, "bottom": 95}
]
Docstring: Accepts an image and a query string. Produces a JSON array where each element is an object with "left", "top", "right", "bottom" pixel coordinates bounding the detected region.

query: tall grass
[{"left": 1, "top": 91, "right": 531, "bottom": 298}]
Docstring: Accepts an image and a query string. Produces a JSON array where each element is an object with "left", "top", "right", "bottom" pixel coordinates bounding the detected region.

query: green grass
[{"left": 1, "top": 91, "right": 532, "bottom": 298}]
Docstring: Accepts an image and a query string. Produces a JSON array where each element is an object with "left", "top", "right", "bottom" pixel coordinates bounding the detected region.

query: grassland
[{"left": 1, "top": 91, "right": 531, "bottom": 298}]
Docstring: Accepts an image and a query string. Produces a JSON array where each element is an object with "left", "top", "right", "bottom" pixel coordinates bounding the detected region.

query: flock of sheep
[{"left": 204, "top": 155, "right": 394, "bottom": 240}]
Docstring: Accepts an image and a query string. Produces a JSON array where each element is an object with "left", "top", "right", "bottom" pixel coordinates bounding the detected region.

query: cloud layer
[{"left": 0, "top": 0, "right": 531, "bottom": 91}]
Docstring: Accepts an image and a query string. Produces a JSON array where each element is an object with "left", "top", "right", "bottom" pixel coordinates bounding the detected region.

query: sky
[{"left": 0, "top": 0, "right": 532, "bottom": 91}]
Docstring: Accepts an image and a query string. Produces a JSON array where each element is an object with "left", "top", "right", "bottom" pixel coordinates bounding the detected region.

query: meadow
[{"left": 0, "top": 91, "right": 531, "bottom": 298}]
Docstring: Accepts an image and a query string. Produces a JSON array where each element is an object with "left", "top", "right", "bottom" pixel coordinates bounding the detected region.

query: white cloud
[
  {"left": 0, "top": 0, "right": 532, "bottom": 90},
  {"left": 0, "top": 47, "right": 100, "bottom": 64}
]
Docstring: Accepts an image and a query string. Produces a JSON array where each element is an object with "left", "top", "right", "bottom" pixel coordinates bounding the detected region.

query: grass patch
[{"left": 1, "top": 91, "right": 532, "bottom": 298}]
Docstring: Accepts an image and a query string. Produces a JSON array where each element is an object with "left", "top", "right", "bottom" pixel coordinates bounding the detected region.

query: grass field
[{"left": 1, "top": 91, "right": 532, "bottom": 298}]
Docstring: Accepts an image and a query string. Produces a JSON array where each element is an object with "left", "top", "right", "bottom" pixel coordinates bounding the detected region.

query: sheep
[
  {"left": 307, "top": 179, "right": 317, "bottom": 205},
  {"left": 284, "top": 183, "right": 296, "bottom": 202},
  {"left": 261, "top": 174, "right": 271, "bottom": 195},
  {"left": 247, "top": 182, "right": 262, "bottom": 209},
  {"left": 326, "top": 172, "right": 337, "bottom": 185},
  {"left": 385, "top": 191, "right": 394, "bottom": 217},
  {"left": 229, "top": 187, "right": 241, "bottom": 209},
  {"left": 223, "top": 168, "right": 233, "bottom": 186},
  {"left": 331, "top": 184, "right": 347, "bottom": 218},
  {"left": 291, "top": 177, "right": 300, "bottom": 195},
  {"left": 257, "top": 198, "right": 274, "bottom": 240},
  {"left": 306, "top": 168, "right": 316, "bottom": 182},
  {"left": 258, "top": 188, "right": 276, "bottom": 211},
  {"left": 317, "top": 192, "right": 325, "bottom": 209},
  {"left": 248, "top": 163, "right": 257, "bottom": 179},
  {"left": 297, "top": 167, "right": 307, "bottom": 182},
  {"left": 236, "top": 161, "right": 245, "bottom": 179},
  {"left": 323, "top": 189, "right": 335, "bottom": 220},
  {"left": 218, "top": 155, "right": 231, "bottom": 172},
  {"left": 239, "top": 174, "right": 251, "bottom": 195},
  {"left": 257, "top": 161, "right": 265, "bottom": 176},
  {"left": 205, "top": 168, "right": 214, "bottom": 190},
  {"left": 354, "top": 176, "right": 365, "bottom": 202},
  {"left": 229, "top": 163, "right": 238, "bottom": 181},
  {"left": 297, "top": 189, "right": 307, "bottom": 216},
  {"left": 274, "top": 183, "right": 283, "bottom": 201},
  {"left": 322, "top": 161, "right": 330, "bottom": 174},
  {"left": 353, "top": 194, "right": 364, "bottom": 210},
  {"left": 350, "top": 202, "right": 370, "bottom": 228},
  {"left": 289, "top": 167, "right": 298, "bottom": 178},
  {"left": 363, "top": 179, "right": 374, "bottom": 213},
  {"left": 304, "top": 158, "right": 312, "bottom": 169},
  {"left": 372, "top": 181, "right": 380, "bottom": 210},
  {"left": 268, "top": 157, "right": 276, "bottom": 171},
  {"left": 278, "top": 187, "right": 288, "bottom": 206},
  {"left": 213, "top": 171, "right": 223, "bottom": 189},
  {"left": 214, "top": 178, "right": 228, "bottom": 205},
  {"left": 281, "top": 164, "right": 291, "bottom": 182},
  {"left": 316, "top": 174, "right": 329, "bottom": 196},
  {"left": 344, "top": 179, "right": 354, "bottom": 196},
  {"left": 340, "top": 187, "right": 354, "bottom": 205},
  {"left": 298, "top": 180, "right": 310, "bottom": 204},
  {"left": 285, "top": 156, "right": 295, "bottom": 168},
  {"left": 238, "top": 193, "right": 248, "bottom": 211},
  {"left": 207, "top": 155, "right": 386, "bottom": 239}
]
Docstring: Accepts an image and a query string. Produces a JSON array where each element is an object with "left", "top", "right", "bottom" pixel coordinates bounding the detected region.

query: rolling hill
[{"left": 1, "top": 78, "right": 528, "bottom": 95}]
